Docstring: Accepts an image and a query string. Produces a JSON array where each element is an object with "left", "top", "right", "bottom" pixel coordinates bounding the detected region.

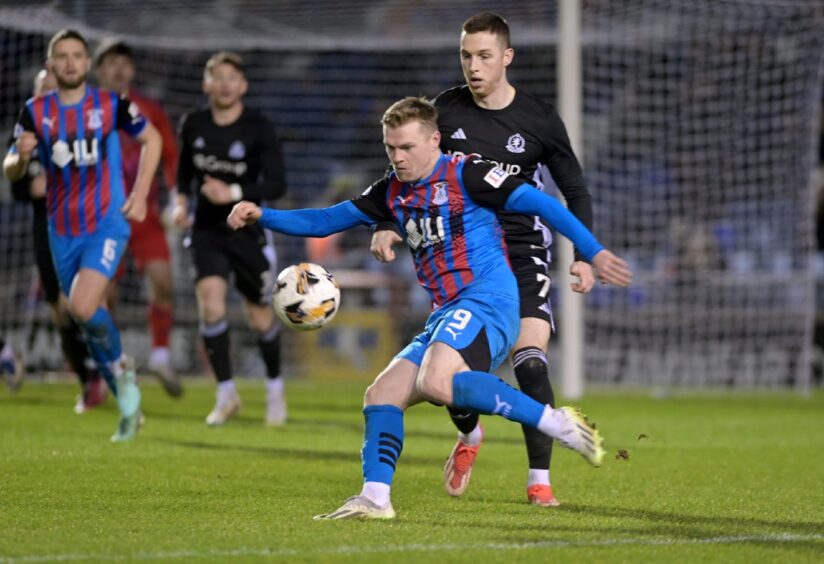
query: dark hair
[
  {"left": 462, "top": 12, "right": 510, "bottom": 48},
  {"left": 47, "top": 28, "right": 89, "bottom": 59},
  {"left": 381, "top": 96, "right": 438, "bottom": 133},
  {"left": 204, "top": 51, "right": 246, "bottom": 78},
  {"left": 94, "top": 38, "right": 133, "bottom": 67}
]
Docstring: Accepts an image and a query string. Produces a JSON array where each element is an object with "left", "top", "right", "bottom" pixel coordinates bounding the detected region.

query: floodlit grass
[{"left": 1, "top": 379, "right": 822, "bottom": 563}]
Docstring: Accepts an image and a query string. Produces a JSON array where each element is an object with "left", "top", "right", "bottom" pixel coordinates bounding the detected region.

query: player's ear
[
  {"left": 431, "top": 129, "right": 441, "bottom": 147},
  {"left": 202, "top": 78, "right": 210, "bottom": 95},
  {"left": 239, "top": 77, "right": 248, "bottom": 97},
  {"left": 503, "top": 47, "right": 514, "bottom": 68}
]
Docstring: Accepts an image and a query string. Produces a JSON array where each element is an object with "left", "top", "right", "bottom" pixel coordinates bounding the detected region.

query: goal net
[{"left": 0, "top": 0, "right": 821, "bottom": 388}]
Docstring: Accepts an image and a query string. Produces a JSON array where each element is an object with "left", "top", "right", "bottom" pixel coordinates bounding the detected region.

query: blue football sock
[
  {"left": 452, "top": 370, "right": 545, "bottom": 428},
  {"left": 78, "top": 307, "right": 123, "bottom": 394},
  {"left": 361, "top": 405, "right": 404, "bottom": 485}
]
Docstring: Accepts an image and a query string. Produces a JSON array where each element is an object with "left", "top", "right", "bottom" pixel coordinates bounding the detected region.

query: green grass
[{"left": 1, "top": 379, "right": 822, "bottom": 563}]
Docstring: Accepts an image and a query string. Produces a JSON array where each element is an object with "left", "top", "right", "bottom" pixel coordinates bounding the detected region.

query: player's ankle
[{"left": 361, "top": 481, "right": 391, "bottom": 507}]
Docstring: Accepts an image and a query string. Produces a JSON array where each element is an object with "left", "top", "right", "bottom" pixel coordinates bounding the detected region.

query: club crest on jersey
[
  {"left": 506, "top": 133, "right": 526, "bottom": 153},
  {"left": 86, "top": 108, "right": 103, "bottom": 130},
  {"left": 483, "top": 166, "right": 510, "bottom": 188},
  {"left": 432, "top": 182, "right": 449, "bottom": 205},
  {"left": 193, "top": 136, "right": 205, "bottom": 149},
  {"left": 228, "top": 140, "right": 246, "bottom": 159}
]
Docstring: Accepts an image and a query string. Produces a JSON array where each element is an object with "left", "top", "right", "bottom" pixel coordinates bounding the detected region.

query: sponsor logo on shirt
[
  {"left": 193, "top": 153, "right": 247, "bottom": 176},
  {"left": 506, "top": 133, "right": 526, "bottom": 153},
  {"left": 193, "top": 136, "right": 205, "bottom": 149},
  {"left": 446, "top": 150, "right": 521, "bottom": 176},
  {"left": 483, "top": 166, "right": 510, "bottom": 188},
  {"left": 228, "top": 140, "right": 246, "bottom": 159},
  {"left": 450, "top": 128, "right": 467, "bottom": 140},
  {"left": 50, "top": 138, "right": 99, "bottom": 168}
]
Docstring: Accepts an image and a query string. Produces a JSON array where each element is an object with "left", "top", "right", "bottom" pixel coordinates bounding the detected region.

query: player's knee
[
  {"left": 67, "top": 299, "right": 96, "bottom": 323},
  {"left": 364, "top": 379, "right": 403, "bottom": 408},
  {"left": 199, "top": 301, "right": 226, "bottom": 324},
  {"left": 513, "top": 356, "right": 554, "bottom": 405},
  {"left": 152, "top": 277, "right": 173, "bottom": 303},
  {"left": 363, "top": 382, "right": 383, "bottom": 406}
]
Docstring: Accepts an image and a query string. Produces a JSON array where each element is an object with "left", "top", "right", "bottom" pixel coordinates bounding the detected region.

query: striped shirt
[{"left": 9, "top": 85, "right": 147, "bottom": 236}]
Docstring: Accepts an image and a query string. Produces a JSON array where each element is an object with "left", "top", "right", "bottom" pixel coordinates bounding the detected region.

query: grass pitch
[{"left": 1, "top": 379, "right": 822, "bottom": 563}]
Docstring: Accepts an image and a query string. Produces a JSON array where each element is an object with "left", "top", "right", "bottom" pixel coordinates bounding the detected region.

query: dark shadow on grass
[
  {"left": 412, "top": 509, "right": 823, "bottom": 554},
  {"left": 558, "top": 503, "right": 824, "bottom": 537},
  {"left": 151, "top": 436, "right": 446, "bottom": 466}
]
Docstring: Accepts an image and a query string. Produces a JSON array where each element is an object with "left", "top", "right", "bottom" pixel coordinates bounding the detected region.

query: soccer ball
[{"left": 273, "top": 263, "right": 340, "bottom": 331}]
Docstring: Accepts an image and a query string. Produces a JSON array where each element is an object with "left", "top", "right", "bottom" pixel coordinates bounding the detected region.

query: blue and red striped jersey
[
  {"left": 353, "top": 154, "right": 524, "bottom": 309},
  {"left": 9, "top": 85, "right": 147, "bottom": 236}
]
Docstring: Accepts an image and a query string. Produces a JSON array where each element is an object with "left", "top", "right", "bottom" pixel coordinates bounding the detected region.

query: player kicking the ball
[{"left": 228, "top": 97, "right": 632, "bottom": 519}]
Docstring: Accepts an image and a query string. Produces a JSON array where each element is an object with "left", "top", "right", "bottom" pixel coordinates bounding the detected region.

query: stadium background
[{"left": 1, "top": 0, "right": 822, "bottom": 391}]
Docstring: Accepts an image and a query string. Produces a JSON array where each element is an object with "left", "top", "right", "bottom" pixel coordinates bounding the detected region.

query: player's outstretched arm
[
  {"left": 227, "top": 200, "right": 373, "bottom": 237},
  {"left": 504, "top": 184, "right": 632, "bottom": 288}
]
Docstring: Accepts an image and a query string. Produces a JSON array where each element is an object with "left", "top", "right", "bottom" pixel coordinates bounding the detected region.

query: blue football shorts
[
  {"left": 49, "top": 215, "right": 130, "bottom": 295},
  {"left": 396, "top": 292, "right": 520, "bottom": 372}
]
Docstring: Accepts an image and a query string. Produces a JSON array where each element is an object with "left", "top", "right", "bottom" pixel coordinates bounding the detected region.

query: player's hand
[
  {"left": 592, "top": 250, "right": 632, "bottom": 287},
  {"left": 371, "top": 229, "right": 403, "bottom": 263},
  {"left": 30, "top": 171, "right": 47, "bottom": 199},
  {"left": 171, "top": 201, "right": 192, "bottom": 230},
  {"left": 227, "top": 201, "right": 262, "bottom": 230},
  {"left": 570, "top": 261, "right": 595, "bottom": 293},
  {"left": 121, "top": 193, "right": 148, "bottom": 222},
  {"left": 15, "top": 132, "right": 37, "bottom": 160},
  {"left": 200, "top": 175, "right": 233, "bottom": 205}
]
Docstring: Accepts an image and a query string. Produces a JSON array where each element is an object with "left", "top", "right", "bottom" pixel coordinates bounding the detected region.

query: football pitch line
[{"left": 2, "top": 532, "right": 822, "bottom": 562}]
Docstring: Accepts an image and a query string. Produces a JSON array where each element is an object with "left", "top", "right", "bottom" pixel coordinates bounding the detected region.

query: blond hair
[{"left": 381, "top": 96, "right": 438, "bottom": 132}]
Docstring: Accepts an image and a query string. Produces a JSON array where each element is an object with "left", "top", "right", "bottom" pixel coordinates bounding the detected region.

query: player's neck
[
  {"left": 57, "top": 83, "right": 87, "bottom": 105},
  {"left": 472, "top": 82, "right": 516, "bottom": 110},
  {"left": 211, "top": 102, "right": 244, "bottom": 126}
]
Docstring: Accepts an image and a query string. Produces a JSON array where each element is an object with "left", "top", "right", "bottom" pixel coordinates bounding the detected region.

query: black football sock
[
  {"left": 512, "top": 347, "right": 554, "bottom": 471},
  {"left": 58, "top": 317, "right": 91, "bottom": 385},
  {"left": 447, "top": 406, "right": 480, "bottom": 435},
  {"left": 257, "top": 323, "right": 281, "bottom": 380},
  {"left": 200, "top": 319, "right": 232, "bottom": 383}
]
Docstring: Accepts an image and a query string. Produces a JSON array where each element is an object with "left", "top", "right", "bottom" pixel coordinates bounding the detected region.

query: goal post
[{"left": 0, "top": 1, "right": 821, "bottom": 389}]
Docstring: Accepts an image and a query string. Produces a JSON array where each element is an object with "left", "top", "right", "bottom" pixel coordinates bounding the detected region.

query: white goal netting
[{"left": 0, "top": 0, "right": 821, "bottom": 388}]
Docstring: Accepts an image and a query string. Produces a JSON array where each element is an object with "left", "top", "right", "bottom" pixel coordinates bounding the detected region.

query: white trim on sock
[
  {"left": 361, "top": 481, "right": 391, "bottom": 507},
  {"left": 528, "top": 469, "right": 550, "bottom": 488},
  {"left": 537, "top": 406, "right": 561, "bottom": 438},
  {"left": 458, "top": 423, "right": 484, "bottom": 447},
  {"left": 266, "top": 377, "right": 284, "bottom": 397}
]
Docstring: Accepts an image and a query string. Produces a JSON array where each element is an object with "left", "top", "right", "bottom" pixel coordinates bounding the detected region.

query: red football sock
[{"left": 149, "top": 302, "right": 173, "bottom": 348}]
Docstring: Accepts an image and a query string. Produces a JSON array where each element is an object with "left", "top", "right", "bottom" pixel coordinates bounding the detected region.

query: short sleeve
[
  {"left": 350, "top": 176, "right": 393, "bottom": 223},
  {"left": 115, "top": 95, "right": 148, "bottom": 137}
]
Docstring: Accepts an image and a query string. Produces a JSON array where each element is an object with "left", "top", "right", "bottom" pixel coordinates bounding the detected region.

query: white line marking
[{"left": 1, "top": 533, "right": 822, "bottom": 562}]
